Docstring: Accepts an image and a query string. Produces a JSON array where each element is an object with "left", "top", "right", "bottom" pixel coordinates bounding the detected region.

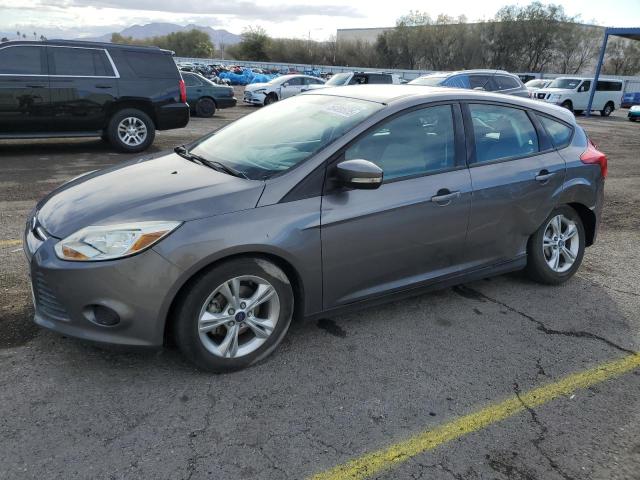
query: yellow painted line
[
  {"left": 0, "top": 239, "right": 21, "bottom": 247},
  {"left": 309, "top": 353, "right": 640, "bottom": 480}
]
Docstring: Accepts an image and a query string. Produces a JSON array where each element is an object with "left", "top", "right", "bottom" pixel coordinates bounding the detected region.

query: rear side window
[
  {"left": 49, "top": 47, "right": 114, "bottom": 77},
  {"left": 183, "top": 73, "right": 201, "bottom": 87},
  {"left": 469, "top": 104, "right": 539, "bottom": 163},
  {"left": 0, "top": 46, "right": 44, "bottom": 75},
  {"left": 122, "top": 51, "right": 177, "bottom": 78},
  {"left": 537, "top": 115, "right": 573, "bottom": 149},
  {"left": 495, "top": 75, "right": 521, "bottom": 90},
  {"left": 367, "top": 74, "right": 391, "bottom": 84},
  {"left": 596, "top": 81, "right": 622, "bottom": 91}
]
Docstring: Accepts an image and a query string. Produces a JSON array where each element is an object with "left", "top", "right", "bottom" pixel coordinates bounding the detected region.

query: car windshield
[
  {"left": 191, "top": 94, "right": 383, "bottom": 179},
  {"left": 408, "top": 76, "right": 447, "bottom": 86},
  {"left": 325, "top": 73, "right": 351, "bottom": 86},
  {"left": 548, "top": 78, "right": 582, "bottom": 89}
]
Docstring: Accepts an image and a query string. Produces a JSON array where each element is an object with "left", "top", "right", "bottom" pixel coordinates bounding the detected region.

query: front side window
[
  {"left": 469, "top": 75, "right": 492, "bottom": 90},
  {"left": 578, "top": 80, "right": 591, "bottom": 92},
  {"left": 443, "top": 75, "right": 470, "bottom": 89},
  {"left": 469, "top": 104, "right": 539, "bottom": 164},
  {"left": 537, "top": 115, "right": 573, "bottom": 149},
  {"left": 191, "top": 94, "right": 382, "bottom": 179},
  {"left": 495, "top": 75, "right": 520, "bottom": 90},
  {"left": 325, "top": 73, "right": 351, "bottom": 86},
  {"left": 285, "top": 77, "right": 303, "bottom": 86},
  {"left": 50, "top": 47, "right": 113, "bottom": 76},
  {"left": 0, "top": 46, "right": 44, "bottom": 75},
  {"left": 345, "top": 105, "right": 456, "bottom": 181}
]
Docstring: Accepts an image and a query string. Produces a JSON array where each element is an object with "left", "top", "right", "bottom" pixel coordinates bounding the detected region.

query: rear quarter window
[
  {"left": 119, "top": 50, "right": 178, "bottom": 78},
  {"left": 537, "top": 115, "right": 573, "bottom": 149},
  {"left": 495, "top": 75, "right": 521, "bottom": 90}
]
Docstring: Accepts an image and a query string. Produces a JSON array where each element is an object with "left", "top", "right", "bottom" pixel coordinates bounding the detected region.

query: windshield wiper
[{"left": 174, "top": 145, "right": 248, "bottom": 179}]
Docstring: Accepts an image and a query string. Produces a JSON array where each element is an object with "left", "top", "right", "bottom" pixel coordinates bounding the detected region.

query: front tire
[
  {"left": 561, "top": 100, "right": 573, "bottom": 113},
  {"left": 525, "top": 206, "right": 585, "bottom": 285},
  {"left": 263, "top": 93, "right": 278, "bottom": 106},
  {"left": 174, "top": 257, "right": 294, "bottom": 372},
  {"left": 195, "top": 98, "right": 216, "bottom": 118},
  {"left": 107, "top": 108, "right": 155, "bottom": 153}
]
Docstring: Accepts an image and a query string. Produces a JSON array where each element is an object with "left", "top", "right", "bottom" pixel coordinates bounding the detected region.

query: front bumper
[
  {"left": 243, "top": 91, "right": 266, "bottom": 105},
  {"left": 628, "top": 111, "right": 640, "bottom": 120},
  {"left": 24, "top": 230, "right": 183, "bottom": 347}
]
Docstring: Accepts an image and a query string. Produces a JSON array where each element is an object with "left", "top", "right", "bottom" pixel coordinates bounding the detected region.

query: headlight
[
  {"left": 630, "top": 105, "right": 640, "bottom": 112},
  {"left": 254, "top": 88, "right": 267, "bottom": 94},
  {"left": 549, "top": 94, "right": 561, "bottom": 101},
  {"left": 54, "top": 221, "right": 181, "bottom": 261}
]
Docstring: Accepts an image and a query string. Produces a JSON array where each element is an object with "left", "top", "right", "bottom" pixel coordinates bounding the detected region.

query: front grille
[
  {"left": 537, "top": 92, "right": 546, "bottom": 99},
  {"left": 33, "top": 271, "right": 69, "bottom": 320}
]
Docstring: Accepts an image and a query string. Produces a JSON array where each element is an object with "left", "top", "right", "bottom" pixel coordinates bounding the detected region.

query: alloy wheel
[
  {"left": 117, "top": 117, "right": 147, "bottom": 146},
  {"left": 197, "top": 275, "right": 280, "bottom": 358},
  {"left": 542, "top": 214, "right": 580, "bottom": 273}
]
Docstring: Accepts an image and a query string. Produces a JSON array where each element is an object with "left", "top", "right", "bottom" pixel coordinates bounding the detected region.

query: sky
[{"left": 1, "top": 0, "right": 639, "bottom": 41}]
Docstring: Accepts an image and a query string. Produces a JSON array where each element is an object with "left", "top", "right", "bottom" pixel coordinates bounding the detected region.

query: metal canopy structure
[{"left": 587, "top": 27, "right": 640, "bottom": 116}]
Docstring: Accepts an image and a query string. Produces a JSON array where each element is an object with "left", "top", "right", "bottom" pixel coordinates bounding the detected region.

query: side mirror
[
  {"left": 335, "top": 159, "right": 383, "bottom": 190},
  {"left": 282, "top": 82, "right": 289, "bottom": 88}
]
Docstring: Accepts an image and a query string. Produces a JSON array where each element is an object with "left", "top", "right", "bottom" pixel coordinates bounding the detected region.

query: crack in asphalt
[
  {"left": 453, "top": 285, "right": 637, "bottom": 355},
  {"left": 412, "top": 462, "right": 466, "bottom": 480},
  {"left": 514, "top": 382, "right": 576, "bottom": 480},
  {"left": 185, "top": 382, "right": 215, "bottom": 480}
]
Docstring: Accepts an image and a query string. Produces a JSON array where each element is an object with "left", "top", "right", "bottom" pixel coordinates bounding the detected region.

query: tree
[
  {"left": 229, "top": 26, "right": 271, "bottom": 61},
  {"left": 111, "top": 29, "right": 214, "bottom": 58}
]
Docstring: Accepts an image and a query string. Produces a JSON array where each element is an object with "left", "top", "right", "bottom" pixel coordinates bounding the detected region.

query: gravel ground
[{"left": 0, "top": 92, "right": 639, "bottom": 480}]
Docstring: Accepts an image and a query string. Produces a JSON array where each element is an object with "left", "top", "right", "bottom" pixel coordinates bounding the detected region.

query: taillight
[
  {"left": 580, "top": 138, "right": 608, "bottom": 178},
  {"left": 179, "top": 79, "right": 187, "bottom": 103}
]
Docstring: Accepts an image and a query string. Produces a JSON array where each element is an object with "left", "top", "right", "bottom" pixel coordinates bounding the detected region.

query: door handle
[
  {"left": 431, "top": 189, "right": 460, "bottom": 206},
  {"left": 95, "top": 85, "right": 112, "bottom": 89},
  {"left": 535, "top": 170, "right": 555, "bottom": 183}
]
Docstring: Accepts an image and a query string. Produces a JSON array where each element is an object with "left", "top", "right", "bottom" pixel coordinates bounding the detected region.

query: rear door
[
  {"left": 47, "top": 45, "right": 119, "bottom": 132},
  {"left": 321, "top": 103, "right": 472, "bottom": 308},
  {"left": 462, "top": 102, "right": 565, "bottom": 266},
  {"left": 0, "top": 44, "right": 50, "bottom": 134}
]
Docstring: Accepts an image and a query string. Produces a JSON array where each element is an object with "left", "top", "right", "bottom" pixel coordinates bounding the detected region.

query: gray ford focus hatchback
[{"left": 25, "top": 85, "right": 606, "bottom": 372}]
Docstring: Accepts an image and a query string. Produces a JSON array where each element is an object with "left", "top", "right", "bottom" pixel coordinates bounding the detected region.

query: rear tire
[
  {"left": 195, "top": 98, "right": 216, "bottom": 118},
  {"left": 600, "top": 102, "right": 614, "bottom": 117},
  {"left": 107, "top": 108, "right": 155, "bottom": 153},
  {"left": 525, "top": 206, "right": 585, "bottom": 285},
  {"left": 174, "top": 257, "right": 294, "bottom": 373}
]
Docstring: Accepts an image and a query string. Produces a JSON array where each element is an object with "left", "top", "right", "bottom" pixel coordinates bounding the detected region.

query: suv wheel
[
  {"left": 525, "top": 206, "right": 585, "bottom": 285},
  {"left": 263, "top": 93, "right": 278, "bottom": 106},
  {"left": 560, "top": 100, "right": 573, "bottom": 113},
  {"left": 107, "top": 108, "right": 155, "bottom": 153},
  {"left": 600, "top": 102, "right": 614, "bottom": 117},
  {"left": 195, "top": 98, "right": 216, "bottom": 118},
  {"left": 174, "top": 257, "right": 294, "bottom": 372}
]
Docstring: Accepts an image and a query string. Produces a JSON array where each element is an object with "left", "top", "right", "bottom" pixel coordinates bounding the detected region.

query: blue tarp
[{"left": 218, "top": 68, "right": 279, "bottom": 85}]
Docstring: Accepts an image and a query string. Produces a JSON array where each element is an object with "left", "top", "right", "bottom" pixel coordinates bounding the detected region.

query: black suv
[{"left": 0, "top": 40, "right": 190, "bottom": 152}]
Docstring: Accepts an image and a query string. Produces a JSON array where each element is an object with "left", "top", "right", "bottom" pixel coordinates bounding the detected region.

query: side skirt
[{"left": 305, "top": 256, "right": 527, "bottom": 322}]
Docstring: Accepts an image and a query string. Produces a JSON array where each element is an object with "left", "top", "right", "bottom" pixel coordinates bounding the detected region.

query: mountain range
[{"left": 1, "top": 23, "right": 241, "bottom": 48}]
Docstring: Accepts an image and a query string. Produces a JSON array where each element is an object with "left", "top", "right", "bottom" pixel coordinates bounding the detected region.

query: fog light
[{"left": 92, "top": 305, "right": 120, "bottom": 326}]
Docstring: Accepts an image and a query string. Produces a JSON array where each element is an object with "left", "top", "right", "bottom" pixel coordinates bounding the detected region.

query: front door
[
  {"left": 280, "top": 77, "right": 303, "bottom": 99},
  {"left": 462, "top": 102, "right": 566, "bottom": 267},
  {"left": 47, "top": 46, "right": 118, "bottom": 132},
  {"left": 0, "top": 44, "right": 50, "bottom": 134},
  {"left": 321, "top": 103, "right": 472, "bottom": 308}
]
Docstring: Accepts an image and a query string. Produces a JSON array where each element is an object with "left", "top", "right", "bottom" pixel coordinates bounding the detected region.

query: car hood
[
  {"left": 245, "top": 82, "right": 271, "bottom": 91},
  {"left": 36, "top": 152, "right": 265, "bottom": 239}
]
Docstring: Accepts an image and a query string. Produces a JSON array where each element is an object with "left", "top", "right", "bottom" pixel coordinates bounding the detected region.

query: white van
[{"left": 533, "top": 77, "right": 623, "bottom": 116}]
